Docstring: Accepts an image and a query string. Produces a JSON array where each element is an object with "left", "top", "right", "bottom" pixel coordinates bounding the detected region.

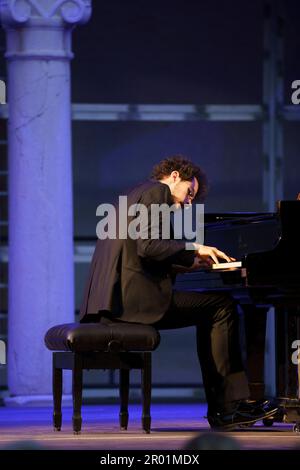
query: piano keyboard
[{"left": 212, "top": 261, "right": 242, "bottom": 270}]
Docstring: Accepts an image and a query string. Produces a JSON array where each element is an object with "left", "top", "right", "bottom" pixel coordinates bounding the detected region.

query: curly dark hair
[{"left": 151, "top": 155, "right": 208, "bottom": 201}]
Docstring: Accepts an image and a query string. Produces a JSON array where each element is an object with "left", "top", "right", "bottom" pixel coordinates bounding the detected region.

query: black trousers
[{"left": 152, "top": 290, "right": 250, "bottom": 414}]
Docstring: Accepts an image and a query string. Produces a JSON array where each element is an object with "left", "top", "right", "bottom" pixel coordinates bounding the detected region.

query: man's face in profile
[{"left": 171, "top": 176, "right": 199, "bottom": 207}]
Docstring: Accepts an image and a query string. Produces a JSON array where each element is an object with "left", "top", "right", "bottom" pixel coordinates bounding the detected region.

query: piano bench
[{"left": 44, "top": 320, "right": 160, "bottom": 434}]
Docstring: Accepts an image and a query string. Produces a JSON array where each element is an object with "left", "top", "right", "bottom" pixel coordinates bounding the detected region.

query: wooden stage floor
[{"left": 0, "top": 403, "right": 300, "bottom": 451}]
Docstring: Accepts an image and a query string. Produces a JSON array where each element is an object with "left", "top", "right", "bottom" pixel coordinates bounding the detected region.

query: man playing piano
[{"left": 80, "top": 156, "right": 278, "bottom": 430}]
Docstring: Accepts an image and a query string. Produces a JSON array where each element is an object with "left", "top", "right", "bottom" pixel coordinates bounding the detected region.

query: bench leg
[
  {"left": 141, "top": 352, "right": 151, "bottom": 433},
  {"left": 119, "top": 368, "right": 129, "bottom": 430},
  {"left": 72, "top": 354, "right": 83, "bottom": 435},
  {"left": 53, "top": 354, "right": 62, "bottom": 431}
]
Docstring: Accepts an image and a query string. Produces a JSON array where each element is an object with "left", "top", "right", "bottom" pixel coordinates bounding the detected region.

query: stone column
[{"left": 0, "top": 0, "right": 91, "bottom": 402}]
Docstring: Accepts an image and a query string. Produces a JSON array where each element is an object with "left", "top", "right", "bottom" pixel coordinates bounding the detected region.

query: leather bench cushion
[{"left": 44, "top": 321, "right": 160, "bottom": 352}]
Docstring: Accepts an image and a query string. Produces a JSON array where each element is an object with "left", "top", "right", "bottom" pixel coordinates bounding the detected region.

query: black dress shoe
[
  {"left": 238, "top": 399, "right": 284, "bottom": 421},
  {"left": 207, "top": 400, "right": 280, "bottom": 431},
  {"left": 235, "top": 399, "right": 272, "bottom": 413}
]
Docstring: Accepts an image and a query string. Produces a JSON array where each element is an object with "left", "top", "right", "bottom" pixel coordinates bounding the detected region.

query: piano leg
[
  {"left": 275, "top": 307, "right": 300, "bottom": 428},
  {"left": 242, "top": 306, "right": 300, "bottom": 430},
  {"left": 242, "top": 305, "right": 267, "bottom": 401},
  {"left": 275, "top": 307, "right": 300, "bottom": 398}
]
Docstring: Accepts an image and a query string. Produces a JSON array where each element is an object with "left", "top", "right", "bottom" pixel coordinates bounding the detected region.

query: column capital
[
  {"left": 0, "top": 0, "right": 92, "bottom": 60},
  {"left": 0, "top": 0, "right": 91, "bottom": 26}
]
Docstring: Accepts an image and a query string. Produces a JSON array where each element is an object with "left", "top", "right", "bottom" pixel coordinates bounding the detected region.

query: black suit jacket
[{"left": 79, "top": 181, "right": 195, "bottom": 324}]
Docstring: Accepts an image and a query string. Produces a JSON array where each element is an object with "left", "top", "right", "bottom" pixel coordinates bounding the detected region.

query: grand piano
[{"left": 174, "top": 200, "right": 300, "bottom": 431}]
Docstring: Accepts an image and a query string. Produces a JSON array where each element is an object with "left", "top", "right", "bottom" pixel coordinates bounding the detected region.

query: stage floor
[{"left": 0, "top": 403, "right": 300, "bottom": 450}]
